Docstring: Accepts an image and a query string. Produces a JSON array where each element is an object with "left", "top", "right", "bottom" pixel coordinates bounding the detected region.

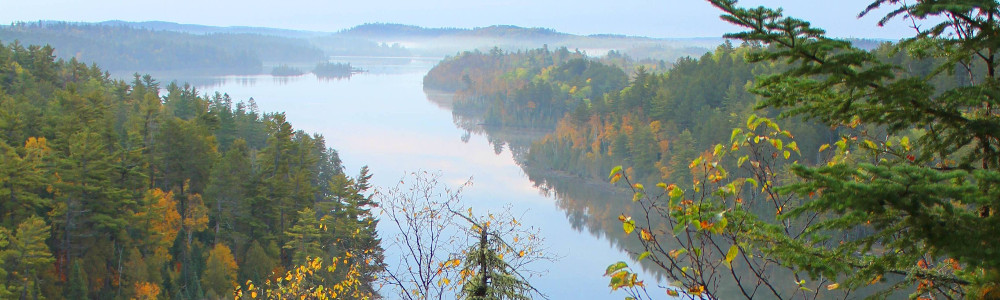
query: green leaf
[
  {"left": 900, "top": 136, "right": 911, "bottom": 151},
  {"left": 724, "top": 245, "right": 738, "bottom": 269},
  {"left": 657, "top": 182, "right": 668, "bottom": 190},
  {"left": 737, "top": 155, "right": 748, "bottom": 167},
  {"left": 863, "top": 139, "right": 877, "bottom": 150},
  {"left": 689, "top": 156, "right": 703, "bottom": 169},
  {"left": 746, "top": 178, "right": 758, "bottom": 188},
  {"left": 637, "top": 251, "right": 651, "bottom": 261},
  {"left": 783, "top": 150, "right": 790, "bottom": 159},
  {"left": 730, "top": 128, "right": 744, "bottom": 143},
  {"left": 668, "top": 186, "right": 684, "bottom": 201},
  {"left": 623, "top": 220, "right": 635, "bottom": 235},
  {"left": 605, "top": 261, "right": 628, "bottom": 276},
  {"left": 788, "top": 141, "right": 800, "bottom": 154},
  {"left": 672, "top": 223, "right": 686, "bottom": 236},
  {"left": 609, "top": 165, "right": 623, "bottom": 179},
  {"left": 746, "top": 115, "right": 758, "bottom": 130}
]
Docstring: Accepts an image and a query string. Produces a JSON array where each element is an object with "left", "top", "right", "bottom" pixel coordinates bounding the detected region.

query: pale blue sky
[{"left": 1, "top": 0, "right": 925, "bottom": 38}]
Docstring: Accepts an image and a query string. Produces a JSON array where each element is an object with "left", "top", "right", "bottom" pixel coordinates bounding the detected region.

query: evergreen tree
[
  {"left": 284, "top": 208, "right": 324, "bottom": 266},
  {"left": 66, "top": 261, "right": 87, "bottom": 300},
  {"left": 459, "top": 225, "right": 532, "bottom": 300},
  {"left": 0, "top": 228, "right": 11, "bottom": 299},
  {"left": 7, "top": 216, "right": 54, "bottom": 300}
]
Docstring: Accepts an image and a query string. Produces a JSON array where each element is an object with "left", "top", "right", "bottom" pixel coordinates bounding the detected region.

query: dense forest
[
  {"left": 425, "top": 40, "right": 977, "bottom": 197},
  {"left": 0, "top": 40, "right": 382, "bottom": 299}
]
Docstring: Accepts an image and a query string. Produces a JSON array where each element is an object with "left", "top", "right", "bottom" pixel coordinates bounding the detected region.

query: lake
[{"left": 186, "top": 57, "right": 653, "bottom": 299}]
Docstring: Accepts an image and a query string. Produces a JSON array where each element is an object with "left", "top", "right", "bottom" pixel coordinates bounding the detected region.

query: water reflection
[
  {"left": 188, "top": 58, "right": 653, "bottom": 299},
  {"left": 425, "top": 87, "right": 667, "bottom": 281}
]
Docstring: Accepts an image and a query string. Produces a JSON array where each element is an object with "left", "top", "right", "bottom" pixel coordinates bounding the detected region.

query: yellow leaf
[
  {"left": 689, "top": 285, "right": 705, "bottom": 296},
  {"left": 818, "top": 144, "right": 830, "bottom": 152},
  {"left": 827, "top": 283, "right": 840, "bottom": 290},
  {"left": 640, "top": 229, "right": 653, "bottom": 241},
  {"left": 724, "top": 245, "right": 738, "bottom": 269}
]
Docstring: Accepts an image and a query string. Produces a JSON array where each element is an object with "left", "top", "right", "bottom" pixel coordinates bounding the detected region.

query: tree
[
  {"left": 6, "top": 216, "right": 54, "bottom": 300},
  {"left": 319, "top": 167, "right": 384, "bottom": 296},
  {"left": 453, "top": 211, "right": 546, "bottom": 300},
  {"left": 236, "top": 256, "right": 373, "bottom": 300},
  {"left": 66, "top": 261, "right": 87, "bottom": 300},
  {"left": 204, "top": 138, "right": 254, "bottom": 246},
  {"left": 606, "top": 0, "right": 1000, "bottom": 299},
  {"left": 377, "top": 172, "right": 551, "bottom": 300},
  {"left": 377, "top": 172, "right": 468, "bottom": 300},
  {"left": 284, "top": 208, "right": 325, "bottom": 266},
  {"left": 202, "top": 243, "right": 239, "bottom": 299},
  {"left": 0, "top": 138, "right": 50, "bottom": 229},
  {"left": 0, "top": 228, "right": 11, "bottom": 299}
]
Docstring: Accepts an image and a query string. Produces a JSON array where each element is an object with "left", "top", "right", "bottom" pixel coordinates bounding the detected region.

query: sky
[{"left": 1, "top": 0, "right": 926, "bottom": 39}]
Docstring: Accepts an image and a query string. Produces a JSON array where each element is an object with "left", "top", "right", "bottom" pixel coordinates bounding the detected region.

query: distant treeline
[{"left": 0, "top": 22, "right": 330, "bottom": 74}]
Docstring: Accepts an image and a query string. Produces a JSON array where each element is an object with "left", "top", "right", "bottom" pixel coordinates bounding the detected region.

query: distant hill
[
  {"left": 0, "top": 20, "right": 744, "bottom": 76},
  {"left": 332, "top": 23, "right": 721, "bottom": 60},
  {"left": 95, "top": 20, "right": 330, "bottom": 38},
  {"left": 0, "top": 21, "right": 325, "bottom": 74},
  {"left": 338, "top": 23, "right": 464, "bottom": 38}
]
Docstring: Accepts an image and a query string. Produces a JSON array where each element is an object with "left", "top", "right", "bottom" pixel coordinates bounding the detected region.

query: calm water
[{"left": 190, "top": 57, "right": 652, "bottom": 299}]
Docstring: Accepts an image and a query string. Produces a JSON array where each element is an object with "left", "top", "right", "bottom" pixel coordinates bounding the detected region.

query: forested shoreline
[
  {"left": 424, "top": 10, "right": 996, "bottom": 295},
  {"left": 0, "top": 40, "right": 382, "bottom": 299}
]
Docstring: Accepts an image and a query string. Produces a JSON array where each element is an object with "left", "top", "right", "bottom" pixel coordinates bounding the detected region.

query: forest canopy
[{"left": 0, "top": 40, "right": 383, "bottom": 299}]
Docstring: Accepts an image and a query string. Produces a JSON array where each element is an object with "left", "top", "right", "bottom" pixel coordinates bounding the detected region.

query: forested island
[
  {"left": 312, "top": 62, "right": 363, "bottom": 78},
  {"left": 270, "top": 64, "right": 305, "bottom": 76}
]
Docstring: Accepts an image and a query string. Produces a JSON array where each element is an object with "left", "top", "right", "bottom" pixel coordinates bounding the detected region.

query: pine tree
[
  {"left": 66, "top": 261, "right": 87, "bottom": 300},
  {"left": 284, "top": 208, "right": 324, "bottom": 266},
  {"left": 458, "top": 226, "right": 532, "bottom": 300},
  {"left": 205, "top": 138, "right": 253, "bottom": 245},
  {"left": 0, "top": 228, "right": 11, "bottom": 299},
  {"left": 705, "top": 0, "right": 1000, "bottom": 297},
  {"left": 7, "top": 216, "right": 54, "bottom": 300}
]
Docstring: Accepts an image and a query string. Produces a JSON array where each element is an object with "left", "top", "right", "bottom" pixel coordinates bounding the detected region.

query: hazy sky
[{"left": 2, "top": 0, "right": 926, "bottom": 38}]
